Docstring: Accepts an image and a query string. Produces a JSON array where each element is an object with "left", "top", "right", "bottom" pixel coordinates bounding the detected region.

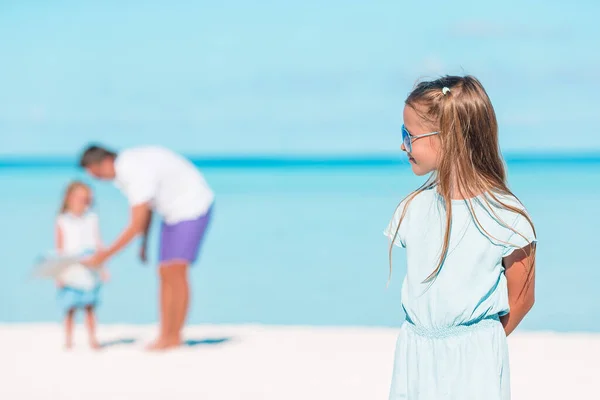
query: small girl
[
  {"left": 385, "top": 76, "right": 536, "bottom": 399},
  {"left": 55, "top": 181, "right": 108, "bottom": 349}
]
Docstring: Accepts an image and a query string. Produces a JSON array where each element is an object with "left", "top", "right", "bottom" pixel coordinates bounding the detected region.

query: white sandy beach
[{"left": 0, "top": 324, "right": 597, "bottom": 400}]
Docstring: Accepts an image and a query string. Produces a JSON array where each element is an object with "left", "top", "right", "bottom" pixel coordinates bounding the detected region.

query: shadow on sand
[
  {"left": 98, "top": 336, "right": 234, "bottom": 349},
  {"left": 184, "top": 337, "right": 233, "bottom": 347},
  {"left": 100, "top": 338, "right": 138, "bottom": 348}
]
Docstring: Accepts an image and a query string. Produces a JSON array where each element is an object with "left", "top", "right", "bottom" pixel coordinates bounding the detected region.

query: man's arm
[
  {"left": 103, "top": 203, "right": 152, "bottom": 260},
  {"left": 139, "top": 208, "right": 153, "bottom": 263}
]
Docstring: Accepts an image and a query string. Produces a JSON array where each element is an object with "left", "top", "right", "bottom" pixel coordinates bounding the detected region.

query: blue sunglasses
[{"left": 402, "top": 124, "right": 439, "bottom": 153}]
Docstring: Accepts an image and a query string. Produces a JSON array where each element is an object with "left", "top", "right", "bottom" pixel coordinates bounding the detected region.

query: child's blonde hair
[
  {"left": 59, "top": 180, "right": 93, "bottom": 214},
  {"left": 389, "top": 75, "right": 536, "bottom": 285}
]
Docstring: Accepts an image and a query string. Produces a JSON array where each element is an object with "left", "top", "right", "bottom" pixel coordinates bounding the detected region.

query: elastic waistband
[{"left": 404, "top": 315, "right": 501, "bottom": 339}]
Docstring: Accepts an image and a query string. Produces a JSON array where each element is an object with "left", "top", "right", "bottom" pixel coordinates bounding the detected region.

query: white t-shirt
[
  {"left": 56, "top": 212, "right": 100, "bottom": 290},
  {"left": 114, "top": 146, "right": 214, "bottom": 224},
  {"left": 57, "top": 212, "right": 100, "bottom": 256}
]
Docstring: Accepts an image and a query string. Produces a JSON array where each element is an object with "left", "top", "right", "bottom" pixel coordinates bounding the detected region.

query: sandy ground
[{"left": 0, "top": 324, "right": 597, "bottom": 399}]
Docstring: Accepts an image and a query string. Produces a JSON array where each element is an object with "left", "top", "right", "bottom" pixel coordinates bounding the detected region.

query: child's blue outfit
[
  {"left": 384, "top": 189, "right": 536, "bottom": 400},
  {"left": 58, "top": 284, "right": 100, "bottom": 313},
  {"left": 56, "top": 212, "right": 102, "bottom": 313}
]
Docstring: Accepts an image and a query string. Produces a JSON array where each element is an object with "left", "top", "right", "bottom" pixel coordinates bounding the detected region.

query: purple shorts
[{"left": 159, "top": 206, "right": 213, "bottom": 265}]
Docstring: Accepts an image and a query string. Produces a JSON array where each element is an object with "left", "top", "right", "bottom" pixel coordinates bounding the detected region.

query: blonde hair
[
  {"left": 59, "top": 180, "right": 92, "bottom": 214},
  {"left": 389, "top": 75, "right": 536, "bottom": 285}
]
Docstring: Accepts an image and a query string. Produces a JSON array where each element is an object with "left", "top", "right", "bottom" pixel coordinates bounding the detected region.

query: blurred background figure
[
  {"left": 55, "top": 180, "right": 107, "bottom": 350},
  {"left": 80, "top": 144, "right": 214, "bottom": 351}
]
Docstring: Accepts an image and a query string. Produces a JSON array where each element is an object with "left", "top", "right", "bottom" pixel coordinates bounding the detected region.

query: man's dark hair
[{"left": 78, "top": 145, "right": 118, "bottom": 168}]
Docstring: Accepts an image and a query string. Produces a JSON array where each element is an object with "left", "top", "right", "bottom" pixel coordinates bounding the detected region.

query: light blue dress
[{"left": 384, "top": 189, "right": 536, "bottom": 400}]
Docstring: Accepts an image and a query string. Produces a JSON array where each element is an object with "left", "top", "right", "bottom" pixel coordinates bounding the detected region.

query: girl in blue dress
[{"left": 385, "top": 76, "right": 536, "bottom": 399}]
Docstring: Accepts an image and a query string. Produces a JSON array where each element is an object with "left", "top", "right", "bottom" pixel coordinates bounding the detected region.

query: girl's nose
[{"left": 400, "top": 143, "right": 406, "bottom": 152}]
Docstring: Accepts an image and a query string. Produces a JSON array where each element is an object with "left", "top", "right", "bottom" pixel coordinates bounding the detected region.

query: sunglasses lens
[{"left": 402, "top": 125, "right": 411, "bottom": 152}]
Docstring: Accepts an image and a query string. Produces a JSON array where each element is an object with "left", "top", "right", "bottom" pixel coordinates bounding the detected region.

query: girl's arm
[
  {"left": 500, "top": 243, "right": 536, "bottom": 336},
  {"left": 93, "top": 215, "right": 110, "bottom": 281},
  {"left": 94, "top": 214, "right": 104, "bottom": 249},
  {"left": 55, "top": 223, "right": 64, "bottom": 254},
  {"left": 55, "top": 223, "right": 64, "bottom": 286}
]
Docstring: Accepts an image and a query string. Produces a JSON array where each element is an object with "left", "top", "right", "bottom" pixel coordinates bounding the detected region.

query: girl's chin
[{"left": 409, "top": 162, "right": 432, "bottom": 176}]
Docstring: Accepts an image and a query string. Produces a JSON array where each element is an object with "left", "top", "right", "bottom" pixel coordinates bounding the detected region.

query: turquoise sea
[{"left": 1, "top": 160, "right": 599, "bottom": 331}]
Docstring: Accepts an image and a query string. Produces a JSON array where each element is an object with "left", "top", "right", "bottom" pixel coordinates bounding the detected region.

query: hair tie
[{"left": 442, "top": 87, "right": 451, "bottom": 95}]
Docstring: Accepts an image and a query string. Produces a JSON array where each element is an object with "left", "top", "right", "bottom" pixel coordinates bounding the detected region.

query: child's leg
[
  {"left": 65, "top": 309, "right": 75, "bottom": 349},
  {"left": 84, "top": 306, "right": 100, "bottom": 349}
]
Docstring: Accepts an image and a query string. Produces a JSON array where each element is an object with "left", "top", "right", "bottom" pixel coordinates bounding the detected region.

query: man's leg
[
  {"left": 146, "top": 267, "right": 176, "bottom": 350},
  {"left": 169, "top": 263, "right": 190, "bottom": 344},
  {"left": 148, "top": 263, "right": 188, "bottom": 350},
  {"left": 162, "top": 262, "right": 189, "bottom": 347},
  {"left": 150, "top": 208, "right": 210, "bottom": 350}
]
